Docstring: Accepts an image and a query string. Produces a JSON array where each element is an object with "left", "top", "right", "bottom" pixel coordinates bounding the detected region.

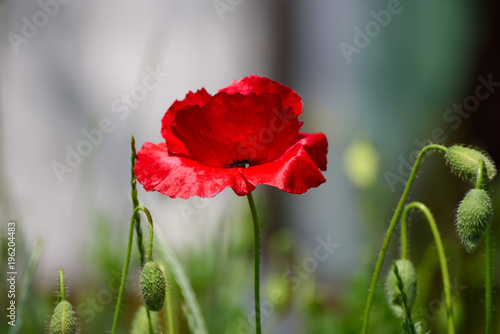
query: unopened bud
[
  {"left": 49, "top": 300, "right": 78, "bottom": 334},
  {"left": 445, "top": 146, "right": 496, "bottom": 182},
  {"left": 456, "top": 188, "right": 493, "bottom": 253},
  {"left": 385, "top": 259, "right": 417, "bottom": 318},
  {"left": 140, "top": 261, "right": 166, "bottom": 312}
]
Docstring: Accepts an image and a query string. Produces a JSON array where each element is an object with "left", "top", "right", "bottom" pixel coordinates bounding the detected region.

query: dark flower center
[{"left": 230, "top": 159, "right": 251, "bottom": 168}]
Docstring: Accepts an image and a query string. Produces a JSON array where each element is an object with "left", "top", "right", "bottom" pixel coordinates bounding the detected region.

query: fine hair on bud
[
  {"left": 456, "top": 188, "right": 493, "bottom": 253},
  {"left": 131, "top": 305, "right": 160, "bottom": 334},
  {"left": 140, "top": 261, "right": 167, "bottom": 312},
  {"left": 385, "top": 259, "right": 417, "bottom": 318},
  {"left": 49, "top": 300, "right": 78, "bottom": 334},
  {"left": 445, "top": 146, "right": 496, "bottom": 182}
]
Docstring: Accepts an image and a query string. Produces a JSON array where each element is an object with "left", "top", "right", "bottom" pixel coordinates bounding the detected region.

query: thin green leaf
[
  {"left": 156, "top": 228, "right": 208, "bottom": 334},
  {"left": 9, "top": 238, "right": 43, "bottom": 334}
]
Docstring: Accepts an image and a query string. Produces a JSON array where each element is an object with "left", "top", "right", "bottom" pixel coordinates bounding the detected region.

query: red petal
[
  {"left": 161, "top": 88, "right": 212, "bottom": 154},
  {"left": 134, "top": 142, "right": 256, "bottom": 199},
  {"left": 170, "top": 92, "right": 303, "bottom": 168},
  {"left": 295, "top": 133, "right": 328, "bottom": 171},
  {"left": 220, "top": 75, "right": 303, "bottom": 116},
  {"left": 241, "top": 133, "right": 328, "bottom": 194}
]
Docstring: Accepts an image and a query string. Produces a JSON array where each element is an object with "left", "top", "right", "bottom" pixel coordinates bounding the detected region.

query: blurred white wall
[
  {"left": 0, "top": 0, "right": 479, "bottom": 294},
  {"left": 1, "top": 0, "right": 278, "bottom": 284}
]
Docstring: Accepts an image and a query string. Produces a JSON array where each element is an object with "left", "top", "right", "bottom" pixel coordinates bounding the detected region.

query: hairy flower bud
[
  {"left": 456, "top": 188, "right": 493, "bottom": 253},
  {"left": 140, "top": 261, "right": 166, "bottom": 311},
  {"left": 131, "top": 305, "right": 159, "bottom": 334},
  {"left": 385, "top": 259, "right": 417, "bottom": 318},
  {"left": 49, "top": 300, "right": 78, "bottom": 334},
  {"left": 445, "top": 146, "right": 496, "bottom": 182}
]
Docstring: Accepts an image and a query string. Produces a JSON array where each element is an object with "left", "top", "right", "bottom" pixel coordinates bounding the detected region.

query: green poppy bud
[
  {"left": 49, "top": 300, "right": 78, "bottom": 334},
  {"left": 131, "top": 305, "right": 159, "bottom": 334},
  {"left": 456, "top": 188, "right": 493, "bottom": 253},
  {"left": 385, "top": 259, "right": 417, "bottom": 318},
  {"left": 140, "top": 261, "right": 166, "bottom": 312},
  {"left": 445, "top": 146, "right": 496, "bottom": 182}
]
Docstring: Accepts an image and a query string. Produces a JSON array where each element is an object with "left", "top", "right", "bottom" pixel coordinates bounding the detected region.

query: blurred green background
[{"left": 1, "top": 0, "right": 500, "bottom": 333}]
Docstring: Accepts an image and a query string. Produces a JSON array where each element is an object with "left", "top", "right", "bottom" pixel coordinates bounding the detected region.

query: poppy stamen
[{"left": 230, "top": 159, "right": 251, "bottom": 168}]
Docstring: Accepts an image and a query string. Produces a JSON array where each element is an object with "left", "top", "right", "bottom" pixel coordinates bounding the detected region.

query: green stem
[
  {"left": 112, "top": 206, "right": 153, "bottom": 334},
  {"left": 401, "top": 211, "right": 408, "bottom": 260},
  {"left": 361, "top": 144, "right": 446, "bottom": 334},
  {"left": 58, "top": 268, "right": 66, "bottom": 302},
  {"left": 475, "top": 159, "right": 485, "bottom": 190},
  {"left": 476, "top": 160, "right": 492, "bottom": 334},
  {"left": 143, "top": 209, "right": 155, "bottom": 333},
  {"left": 131, "top": 137, "right": 155, "bottom": 333},
  {"left": 131, "top": 136, "right": 146, "bottom": 267},
  {"left": 147, "top": 309, "right": 154, "bottom": 334},
  {"left": 403, "top": 202, "right": 455, "bottom": 334},
  {"left": 485, "top": 224, "right": 492, "bottom": 334},
  {"left": 166, "top": 279, "right": 176, "bottom": 334},
  {"left": 148, "top": 214, "right": 154, "bottom": 261},
  {"left": 247, "top": 192, "right": 261, "bottom": 334}
]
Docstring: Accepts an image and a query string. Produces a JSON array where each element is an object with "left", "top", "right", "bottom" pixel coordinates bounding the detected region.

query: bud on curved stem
[
  {"left": 456, "top": 188, "right": 492, "bottom": 253},
  {"left": 445, "top": 146, "right": 496, "bottom": 182},
  {"left": 112, "top": 206, "right": 154, "bottom": 334},
  {"left": 141, "top": 261, "right": 167, "bottom": 312},
  {"left": 385, "top": 259, "right": 417, "bottom": 318},
  {"left": 361, "top": 144, "right": 447, "bottom": 334},
  {"left": 401, "top": 202, "right": 455, "bottom": 334}
]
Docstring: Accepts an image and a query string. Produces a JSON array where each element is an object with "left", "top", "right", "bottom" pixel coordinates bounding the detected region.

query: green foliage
[
  {"left": 9, "top": 239, "right": 43, "bottom": 334},
  {"left": 131, "top": 305, "right": 160, "bottom": 334},
  {"left": 156, "top": 230, "right": 209, "bottom": 334},
  {"left": 411, "top": 321, "right": 430, "bottom": 334}
]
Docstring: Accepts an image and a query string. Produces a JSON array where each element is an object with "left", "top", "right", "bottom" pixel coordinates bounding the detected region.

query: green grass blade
[
  {"left": 156, "top": 227, "right": 207, "bottom": 334},
  {"left": 9, "top": 238, "right": 43, "bottom": 334}
]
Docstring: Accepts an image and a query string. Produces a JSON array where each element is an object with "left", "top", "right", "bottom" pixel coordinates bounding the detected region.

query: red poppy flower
[{"left": 134, "top": 75, "right": 328, "bottom": 199}]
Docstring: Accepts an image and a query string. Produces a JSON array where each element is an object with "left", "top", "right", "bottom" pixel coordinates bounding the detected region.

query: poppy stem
[
  {"left": 58, "top": 268, "right": 65, "bottom": 302},
  {"left": 361, "top": 144, "right": 447, "bottom": 334},
  {"left": 131, "top": 136, "right": 146, "bottom": 268},
  {"left": 402, "top": 202, "right": 455, "bottom": 334},
  {"left": 147, "top": 212, "right": 154, "bottom": 261},
  {"left": 166, "top": 276, "right": 176, "bottom": 334},
  {"left": 247, "top": 192, "right": 262, "bottom": 334},
  {"left": 476, "top": 160, "right": 492, "bottom": 334},
  {"left": 112, "top": 206, "right": 152, "bottom": 334}
]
